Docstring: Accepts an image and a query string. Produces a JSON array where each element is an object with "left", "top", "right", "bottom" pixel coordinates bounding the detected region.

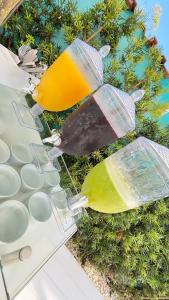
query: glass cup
[
  {"left": 0, "top": 139, "right": 10, "bottom": 163},
  {"left": 0, "top": 165, "right": 21, "bottom": 198},
  {"left": 44, "top": 168, "right": 60, "bottom": 188},
  {"left": 10, "top": 143, "right": 33, "bottom": 166},
  {"left": 0, "top": 200, "right": 29, "bottom": 243},
  {"left": 50, "top": 188, "right": 68, "bottom": 210},
  {"left": 28, "top": 192, "right": 52, "bottom": 222},
  {"left": 20, "top": 164, "right": 44, "bottom": 191}
]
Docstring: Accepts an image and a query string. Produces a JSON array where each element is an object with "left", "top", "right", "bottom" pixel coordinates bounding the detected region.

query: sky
[{"left": 137, "top": 0, "right": 169, "bottom": 69}]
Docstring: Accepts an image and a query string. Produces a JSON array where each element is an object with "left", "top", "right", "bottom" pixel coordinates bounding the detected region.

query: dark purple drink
[
  {"left": 49, "top": 84, "right": 144, "bottom": 157},
  {"left": 58, "top": 95, "right": 118, "bottom": 156}
]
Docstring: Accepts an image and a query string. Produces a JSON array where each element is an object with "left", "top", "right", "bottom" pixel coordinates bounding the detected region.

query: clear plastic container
[
  {"left": 48, "top": 84, "right": 145, "bottom": 156},
  {"left": 80, "top": 137, "right": 169, "bottom": 213}
]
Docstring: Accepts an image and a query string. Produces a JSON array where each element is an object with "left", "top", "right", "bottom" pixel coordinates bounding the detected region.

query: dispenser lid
[
  {"left": 110, "top": 86, "right": 145, "bottom": 122},
  {"left": 147, "top": 139, "right": 169, "bottom": 170},
  {"left": 93, "top": 84, "right": 144, "bottom": 138},
  {"left": 131, "top": 89, "right": 145, "bottom": 102},
  {"left": 76, "top": 39, "right": 110, "bottom": 82}
]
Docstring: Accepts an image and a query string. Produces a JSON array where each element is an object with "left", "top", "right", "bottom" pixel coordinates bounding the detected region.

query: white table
[{"left": 14, "top": 246, "right": 104, "bottom": 300}]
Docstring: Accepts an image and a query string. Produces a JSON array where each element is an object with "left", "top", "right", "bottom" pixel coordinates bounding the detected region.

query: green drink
[{"left": 82, "top": 160, "right": 128, "bottom": 213}]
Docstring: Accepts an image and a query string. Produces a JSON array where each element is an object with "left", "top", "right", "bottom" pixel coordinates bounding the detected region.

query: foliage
[
  {"left": 76, "top": 197, "right": 169, "bottom": 299},
  {"left": 1, "top": 0, "right": 169, "bottom": 299},
  {"left": 150, "top": 102, "right": 169, "bottom": 118},
  {"left": 0, "top": 0, "right": 77, "bottom": 64}
]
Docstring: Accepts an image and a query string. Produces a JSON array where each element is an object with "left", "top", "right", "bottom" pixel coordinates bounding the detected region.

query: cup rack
[{"left": 0, "top": 83, "right": 82, "bottom": 300}]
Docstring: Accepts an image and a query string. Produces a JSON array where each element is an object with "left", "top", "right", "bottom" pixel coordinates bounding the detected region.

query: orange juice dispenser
[
  {"left": 32, "top": 39, "right": 110, "bottom": 112},
  {"left": 13, "top": 39, "right": 110, "bottom": 130}
]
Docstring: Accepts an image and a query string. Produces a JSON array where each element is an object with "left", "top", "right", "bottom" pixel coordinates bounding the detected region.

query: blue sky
[{"left": 137, "top": 0, "right": 169, "bottom": 69}]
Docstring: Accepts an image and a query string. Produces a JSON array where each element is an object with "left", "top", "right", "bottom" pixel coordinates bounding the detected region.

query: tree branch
[
  {"left": 128, "top": 79, "right": 146, "bottom": 92},
  {"left": 85, "top": 26, "right": 104, "bottom": 43}
]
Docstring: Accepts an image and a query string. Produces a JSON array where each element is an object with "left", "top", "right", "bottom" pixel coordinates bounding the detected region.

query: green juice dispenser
[{"left": 71, "top": 137, "right": 169, "bottom": 213}]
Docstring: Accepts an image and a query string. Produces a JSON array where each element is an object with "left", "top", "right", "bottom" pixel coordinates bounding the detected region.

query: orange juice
[{"left": 34, "top": 50, "right": 92, "bottom": 111}]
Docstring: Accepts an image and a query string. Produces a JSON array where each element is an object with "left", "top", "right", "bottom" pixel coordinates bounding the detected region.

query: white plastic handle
[
  {"left": 1, "top": 246, "right": 32, "bottom": 266},
  {"left": 99, "top": 45, "right": 111, "bottom": 58},
  {"left": 43, "top": 132, "right": 61, "bottom": 146},
  {"left": 131, "top": 89, "right": 145, "bottom": 103}
]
